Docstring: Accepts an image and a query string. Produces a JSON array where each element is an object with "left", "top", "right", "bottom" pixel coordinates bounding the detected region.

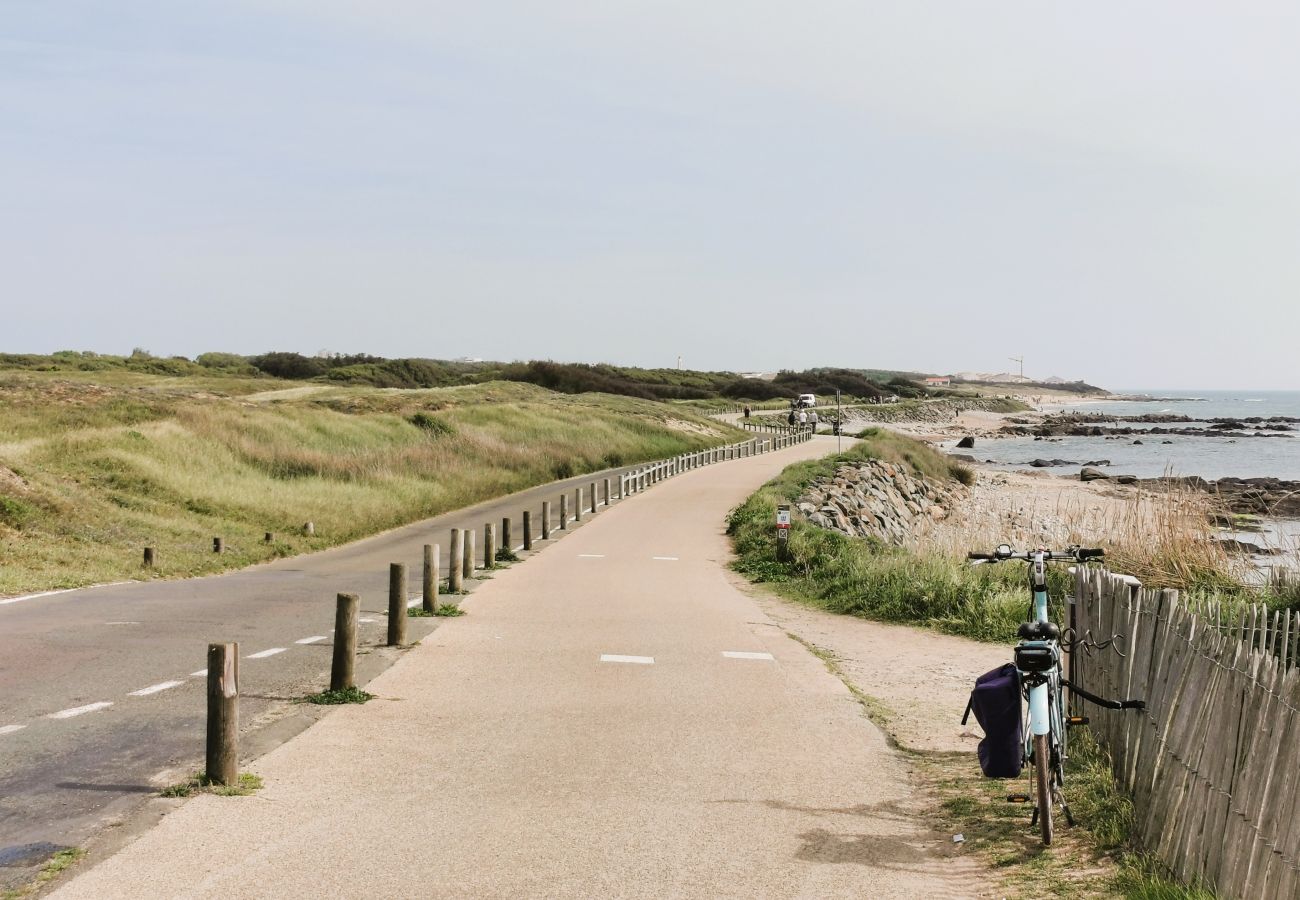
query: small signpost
[{"left": 776, "top": 504, "right": 791, "bottom": 561}]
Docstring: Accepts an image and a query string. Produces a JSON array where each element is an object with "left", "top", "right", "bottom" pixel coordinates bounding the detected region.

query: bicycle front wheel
[{"left": 1033, "top": 732, "right": 1054, "bottom": 845}]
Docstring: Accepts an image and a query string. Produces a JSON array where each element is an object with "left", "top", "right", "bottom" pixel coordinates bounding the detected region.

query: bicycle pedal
[
  {"left": 1006, "top": 794, "right": 1031, "bottom": 803},
  {"left": 1067, "top": 716, "right": 1090, "bottom": 727}
]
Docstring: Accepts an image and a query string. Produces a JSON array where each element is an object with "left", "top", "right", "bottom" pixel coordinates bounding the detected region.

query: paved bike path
[{"left": 52, "top": 437, "right": 972, "bottom": 899}]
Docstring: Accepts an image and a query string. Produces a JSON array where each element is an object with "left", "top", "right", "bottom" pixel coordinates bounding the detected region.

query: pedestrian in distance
[
  {"left": 743, "top": 405, "right": 751, "bottom": 418},
  {"left": 809, "top": 410, "right": 819, "bottom": 431},
  {"left": 798, "top": 409, "right": 808, "bottom": 427},
  {"left": 787, "top": 408, "right": 797, "bottom": 426}
]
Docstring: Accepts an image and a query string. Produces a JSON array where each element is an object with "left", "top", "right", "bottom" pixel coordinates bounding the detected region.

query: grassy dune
[{"left": 0, "top": 375, "right": 739, "bottom": 595}]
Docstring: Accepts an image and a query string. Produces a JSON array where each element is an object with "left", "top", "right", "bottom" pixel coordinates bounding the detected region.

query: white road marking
[
  {"left": 295, "top": 636, "right": 328, "bottom": 644},
  {"left": 600, "top": 654, "right": 654, "bottom": 665},
  {"left": 0, "top": 581, "right": 133, "bottom": 606},
  {"left": 407, "top": 597, "right": 422, "bottom": 608},
  {"left": 246, "top": 647, "right": 287, "bottom": 659},
  {"left": 722, "top": 651, "right": 775, "bottom": 661},
  {"left": 0, "top": 724, "right": 28, "bottom": 735},
  {"left": 652, "top": 556, "right": 679, "bottom": 561},
  {"left": 105, "top": 621, "right": 140, "bottom": 626},
  {"left": 129, "top": 680, "right": 184, "bottom": 696},
  {"left": 359, "top": 618, "right": 376, "bottom": 623},
  {"left": 48, "top": 701, "right": 113, "bottom": 719},
  {"left": 577, "top": 554, "right": 605, "bottom": 558},
  {"left": 189, "top": 670, "right": 208, "bottom": 678}
]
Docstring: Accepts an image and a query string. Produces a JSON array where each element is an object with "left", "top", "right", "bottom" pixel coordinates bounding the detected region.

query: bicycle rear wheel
[{"left": 1033, "top": 732, "right": 1053, "bottom": 845}]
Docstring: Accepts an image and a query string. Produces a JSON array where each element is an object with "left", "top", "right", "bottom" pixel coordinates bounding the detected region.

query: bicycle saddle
[{"left": 1017, "top": 621, "right": 1061, "bottom": 641}]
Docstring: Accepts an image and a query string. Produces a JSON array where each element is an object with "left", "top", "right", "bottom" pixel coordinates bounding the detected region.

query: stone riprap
[{"left": 796, "top": 460, "right": 965, "bottom": 545}]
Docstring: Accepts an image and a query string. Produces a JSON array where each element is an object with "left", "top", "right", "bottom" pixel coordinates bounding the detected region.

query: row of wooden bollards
[
  {"left": 144, "top": 522, "right": 317, "bottom": 569},
  {"left": 202, "top": 431, "right": 816, "bottom": 783}
]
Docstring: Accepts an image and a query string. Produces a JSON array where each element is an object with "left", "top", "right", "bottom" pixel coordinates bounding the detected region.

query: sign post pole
[{"left": 776, "top": 504, "right": 791, "bottom": 562}]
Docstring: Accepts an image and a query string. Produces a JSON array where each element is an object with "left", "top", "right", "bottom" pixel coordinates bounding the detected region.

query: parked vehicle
[{"left": 796, "top": 394, "right": 816, "bottom": 408}]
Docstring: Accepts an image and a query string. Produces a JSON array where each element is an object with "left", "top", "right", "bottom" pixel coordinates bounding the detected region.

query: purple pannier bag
[{"left": 962, "top": 663, "right": 1023, "bottom": 778}]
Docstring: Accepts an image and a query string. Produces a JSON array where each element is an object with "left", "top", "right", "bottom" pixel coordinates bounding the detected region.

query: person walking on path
[
  {"left": 809, "top": 410, "right": 819, "bottom": 432},
  {"left": 787, "top": 408, "right": 797, "bottom": 427},
  {"left": 798, "top": 409, "right": 808, "bottom": 428},
  {"left": 743, "top": 405, "right": 751, "bottom": 419}
]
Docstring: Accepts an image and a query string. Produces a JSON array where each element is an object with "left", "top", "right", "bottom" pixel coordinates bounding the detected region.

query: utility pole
[
  {"left": 1009, "top": 356, "right": 1024, "bottom": 378},
  {"left": 836, "top": 389, "right": 842, "bottom": 453}
]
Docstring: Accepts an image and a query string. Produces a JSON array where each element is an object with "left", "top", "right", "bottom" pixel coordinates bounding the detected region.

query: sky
[{"left": 3, "top": 2, "right": 1299, "bottom": 390}]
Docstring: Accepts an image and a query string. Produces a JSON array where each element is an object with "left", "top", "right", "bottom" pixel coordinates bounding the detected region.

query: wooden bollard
[
  {"left": 206, "top": 642, "right": 239, "bottom": 786},
  {"left": 484, "top": 523, "right": 496, "bottom": 569},
  {"left": 502, "top": 517, "right": 512, "bottom": 554},
  {"left": 616, "top": 475, "right": 623, "bottom": 499},
  {"left": 523, "top": 510, "right": 533, "bottom": 550},
  {"left": 449, "top": 529, "right": 464, "bottom": 592},
  {"left": 560, "top": 494, "right": 568, "bottom": 530},
  {"left": 388, "top": 563, "right": 407, "bottom": 646},
  {"left": 304, "top": 521, "right": 314, "bottom": 536},
  {"left": 423, "top": 544, "right": 438, "bottom": 613},
  {"left": 143, "top": 547, "right": 155, "bottom": 568},
  {"left": 213, "top": 536, "right": 224, "bottom": 554},
  {"left": 541, "top": 501, "right": 552, "bottom": 540},
  {"left": 590, "top": 482, "right": 597, "bottom": 514},
  {"left": 463, "top": 530, "right": 475, "bottom": 579},
  {"left": 574, "top": 488, "right": 582, "bottom": 522},
  {"left": 331, "top": 593, "right": 359, "bottom": 691},
  {"left": 603, "top": 478, "right": 610, "bottom": 505},
  {"left": 264, "top": 532, "right": 273, "bottom": 543}
]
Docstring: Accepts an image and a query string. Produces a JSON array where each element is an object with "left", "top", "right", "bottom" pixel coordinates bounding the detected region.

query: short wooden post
[
  {"left": 449, "top": 528, "right": 464, "bottom": 592},
  {"left": 603, "top": 478, "right": 610, "bottom": 505},
  {"left": 331, "top": 593, "right": 359, "bottom": 690},
  {"left": 304, "top": 521, "right": 314, "bottom": 536},
  {"left": 523, "top": 510, "right": 533, "bottom": 550},
  {"left": 502, "top": 517, "right": 512, "bottom": 553},
  {"left": 574, "top": 488, "right": 583, "bottom": 521},
  {"left": 560, "top": 493, "right": 569, "bottom": 529},
  {"left": 264, "top": 532, "right": 273, "bottom": 543},
  {"left": 388, "top": 563, "right": 407, "bottom": 646},
  {"left": 590, "top": 482, "right": 597, "bottom": 514},
  {"left": 206, "top": 642, "right": 239, "bottom": 786},
  {"left": 463, "top": 530, "right": 475, "bottom": 579},
  {"left": 143, "top": 547, "right": 155, "bottom": 568},
  {"left": 423, "top": 544, "right": 438, "bottom": 613},
  {"left": 213, "top": 536, "right": 224, "bottom": 554},
  {"left": 484, "top": 523, "right": 496, "bottom": 569},
  {"left": 542, "top": 501, "right": 552, "bottom": 539},
  {"left": 616, "top": 475, "right": 623, "bottom": 499}
]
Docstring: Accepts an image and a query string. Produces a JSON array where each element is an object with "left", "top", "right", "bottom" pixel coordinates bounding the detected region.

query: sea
[{"left": 961, "top": 390, "right": 1300, "bottom": 481}]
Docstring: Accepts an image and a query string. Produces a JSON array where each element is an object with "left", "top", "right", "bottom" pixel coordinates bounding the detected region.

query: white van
[{"left": 797, "top": 394, "right": 816, "bottom": 408}]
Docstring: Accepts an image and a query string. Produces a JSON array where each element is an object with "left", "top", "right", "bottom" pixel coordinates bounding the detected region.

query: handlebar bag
[{"left": 962, "top": 663, "right": 1024, "bottom": 778}]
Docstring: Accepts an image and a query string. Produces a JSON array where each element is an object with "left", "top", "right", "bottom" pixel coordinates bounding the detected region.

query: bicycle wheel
[{"left": 1033, "top": 732, "right": 1054, "bottom": 845}]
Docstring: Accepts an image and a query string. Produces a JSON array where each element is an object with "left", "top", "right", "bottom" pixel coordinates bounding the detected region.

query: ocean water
[{"left": 955, "top": 389, "right": 1300, "bottom": 481}]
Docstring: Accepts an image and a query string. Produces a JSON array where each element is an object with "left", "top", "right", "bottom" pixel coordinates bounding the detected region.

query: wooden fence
[{"left": 1072, "top": 568, "right": 1300, "bottom": 898}]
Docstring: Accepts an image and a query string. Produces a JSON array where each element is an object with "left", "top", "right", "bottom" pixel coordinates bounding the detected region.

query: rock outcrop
[{"left": 796, "top": 460, "right": 965, "bottom": 545}]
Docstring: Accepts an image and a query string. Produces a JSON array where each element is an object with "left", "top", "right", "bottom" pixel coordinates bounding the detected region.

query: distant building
[{"left": 924, "top": 376, "right": 951, "bottom": 386}]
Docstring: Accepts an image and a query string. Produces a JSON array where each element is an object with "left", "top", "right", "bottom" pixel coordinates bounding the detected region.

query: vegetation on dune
[{"left": 0, "top": 377, "right": 739, "bottom": 596}]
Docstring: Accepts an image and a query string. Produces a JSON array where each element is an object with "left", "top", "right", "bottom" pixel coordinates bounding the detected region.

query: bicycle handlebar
[{"left": 966, "top": 546, "right": 1104, "bottom": 563}]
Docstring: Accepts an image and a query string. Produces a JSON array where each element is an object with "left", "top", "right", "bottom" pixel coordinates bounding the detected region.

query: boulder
[
  {"left": 1080, "top": 467, "right": 1111, "bottom": 482},
  {"left": 1082, "top": 460, "right": 1110, "bottom": 467},
  {"left": 1116, "top": 474, "right": 1139, "bottom": 485},
  {"left": 956, "top": 435, "right": 975, "bottom": 449}
]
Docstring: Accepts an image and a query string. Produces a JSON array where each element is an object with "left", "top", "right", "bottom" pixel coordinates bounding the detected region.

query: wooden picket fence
[{"left": 1071, "top": 568, "right": 1300, "bottom": 898}]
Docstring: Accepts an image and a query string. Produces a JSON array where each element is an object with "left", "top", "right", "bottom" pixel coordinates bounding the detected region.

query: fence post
[
  {"left": 331, "top": 593, "right": 359, "bottom": 691},
  {"left": 560, "top": 494, "right": 568, "bottom": 530},
  {"left": 542, "top": 501, "right": 552, "bottom": 539},
  {"left": 502, "top": 517, "right": 512, "bottom": 554},
  {"left": 590, "top": 483, "right": 597, "bottom": 514},
  {"left": 423, "top": 544, "right": 438, "bottom": 613},
  {"left": 388, "top": 563, "right": 407, "bottom": 646},
  {"left": 575, "top": 488, "right": 583, "bottom": 520},
  {"left": 143, "top": 547, "right": 155, "bottom": 568},
  {"left": 206, "top": 642, "right": 239, "bottom": 786},
  {"left": 449, "top": 529, "right": 463, "bottom": 592},
  {"left": 616, "top": 475, "right": 624, "bottom": 499},
  {"left": 213, "top": 537, "right": 224, "bottom": 554},
  {"left": 523, "top": 510, "right": 533, "bottom": 550},
  {"left": 484, "top": 523, "right": 496, "bottom": 569},
  {"left": 603, "top": 477, "right": 611, "bottom": 505},
  {"left": 463, "top": 529, "right": 475, "bottom": 579},
  {"left": 304, "top": 521, "right": 314, "bottom": 536}
]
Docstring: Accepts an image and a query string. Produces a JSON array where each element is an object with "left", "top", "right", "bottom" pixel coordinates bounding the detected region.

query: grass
[
  {"left": 0, "top": 375, "right": 741, "bottom": 595},
  {"left": 300, "top": 686, "right": 374, "bottom": 704},
  {"left": 0, "top": 848, "right": 86, "bottom": 899},
  {"left": 432, "top": 603, "right": 465, "bottom": 617},
  {"left": 159, "top": 772, "right": 263, "bottom": 797}
]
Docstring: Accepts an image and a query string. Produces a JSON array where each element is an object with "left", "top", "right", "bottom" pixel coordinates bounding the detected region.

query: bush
[{"left": 408, "top": 412, "right": 455, "bottom": 437}]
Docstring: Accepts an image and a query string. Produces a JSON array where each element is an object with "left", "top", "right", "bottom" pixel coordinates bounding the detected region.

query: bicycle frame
[{"left": 1018, "top": 552, "right": 1065, "bottom": 795}]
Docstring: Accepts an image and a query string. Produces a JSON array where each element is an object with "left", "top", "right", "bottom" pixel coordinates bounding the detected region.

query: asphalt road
[
  {"left": 0, "top": 443, "right": 784, "bottom": 889},
  {"left": 48, "top": 433, "right": 972, "bottom": 899}
]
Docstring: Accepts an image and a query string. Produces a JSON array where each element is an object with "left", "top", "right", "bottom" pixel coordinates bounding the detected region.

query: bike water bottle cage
[
  {"left": 1014, "top": 644, "right": 1056, "bottom": 673},
  {"left": 1017, "top": 621, "right": 1060, "bottom": 641}
]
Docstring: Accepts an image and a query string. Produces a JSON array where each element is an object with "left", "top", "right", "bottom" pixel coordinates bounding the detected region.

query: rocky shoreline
[{"left": 797, "top": 459, "right": 964, "bottom": 545}]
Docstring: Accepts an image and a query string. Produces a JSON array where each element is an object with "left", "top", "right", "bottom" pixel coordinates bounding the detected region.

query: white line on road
[
  {"left": 48, "top": 701, "right": 113, "bottom": 719},
  {"left": 189, "top": 670, "right": 208, "bottom": 678},
  {"left": 0, "top": 581, "right": 133, "bottom": 606},
  {"left": 105, "top": 621, "right": 140, "bottom": 626},
  {"left": 129, "top": 680, "right": 184, "bottom": 696},
  {"left": 359, "top": 618, "right": 376, "bottom": 623},
  {"left": 652, "top": 556, "right": 679, "bottom": 561},
  {"left": 295, "top": 636, "right": 328, "bottom": 644},
  {"left": 246, "top": 648, "right": 287, "bottom": 659},
  {"left": 578, "top": 554, "right": 605, "bottom": 558},
  {"left": 407, "top": 596, "right": 423, "bottom": 608},
  {"left": 600, "top": 654, "right": 654, "bottom": 665},
  {"left": 0, "top": 724, "right": 28, "bottom": 735},
  {"left": 722, "top": 651, "right": 775, "bottom": 661}
]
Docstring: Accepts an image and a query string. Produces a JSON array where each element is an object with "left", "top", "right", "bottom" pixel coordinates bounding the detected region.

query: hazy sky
[{"left": 4, "top": 2, "right": 1299, "bottom": 389}]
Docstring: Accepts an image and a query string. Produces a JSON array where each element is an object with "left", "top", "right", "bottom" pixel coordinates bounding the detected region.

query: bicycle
[{"left": 965, "top": 544, "right": 1145, "bottom": 845}]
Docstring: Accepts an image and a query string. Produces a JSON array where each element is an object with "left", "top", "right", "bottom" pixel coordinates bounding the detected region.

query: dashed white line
[
  {"left": 246, "top": 647, "right": 287, "bottom": 659},
  {"left": 577, "top": 554, "right": 605, "bottom": 558},
  {"left": 189, "top": 670, "right": 208, "bottom": 678},
  {"left": 359, "top": 618, "right": 376, "bottom": 624},
  {"left": 295, "top": 636, "right": 328, "bottom": 644},
  {"left": 722, "top": 651, "right": 775, "bottom": 661},
  {"left": 0, "top": 581, "right": 133, "bottom": 606},
  {"left": 600, "top": 654, "right": 654, "bottom": 665},
  {"left": 105, "top": 621, "right": 140, "bottom": 626},
  {"left": 129, "top": 680, "right": 184, "bottom": 697},
  {"left": 652, "top": 556, "right": 679, "bottom": 561},
  {"left": 407, "top": 596, "right": 423, "bottom": 608},
  {"left": 48, "top": 701, "right": 113, "bottom": 719},
  {"left": 0, "top": 724, "right": 28, "bottom": 735}
]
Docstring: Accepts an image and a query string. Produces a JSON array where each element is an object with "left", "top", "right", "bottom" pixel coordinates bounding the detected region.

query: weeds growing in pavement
[
  {"left": 433, "top": 604, "right": 465, "bottom": 617},
  {"left": 160, "top": 772, "right": 263, "bottom": 798},
  {"left": 300, "top": 686, "right": 373, "bottom": 705}
]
